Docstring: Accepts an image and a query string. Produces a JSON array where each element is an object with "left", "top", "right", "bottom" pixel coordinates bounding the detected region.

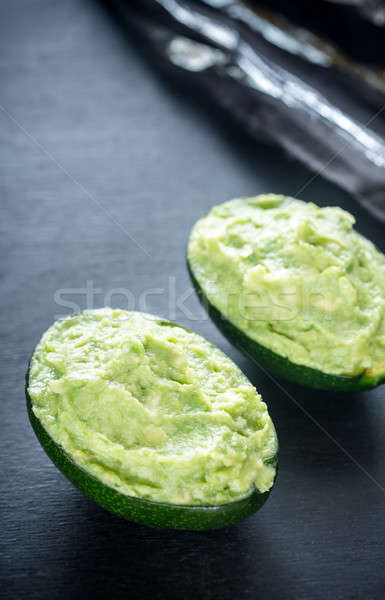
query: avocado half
[
  {"left": 187, "top": 260, "right": 385, "bottom": 393},
  {"left": 26, "top": 348, "right": 277, "bottom": 532}
]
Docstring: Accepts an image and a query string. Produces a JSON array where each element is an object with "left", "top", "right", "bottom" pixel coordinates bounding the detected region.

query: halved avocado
[
  {"left": 187, "top": 261, "right": 382, "bottom": 392},
  {"left": 186, "top": 193, "right": 385, "bottom": 392},
  {"left": 26, "top": 311, "right": 278, "bottom": 530}
]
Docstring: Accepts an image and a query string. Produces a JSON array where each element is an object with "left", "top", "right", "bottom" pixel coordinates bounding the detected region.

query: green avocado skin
[
  {"left": 187, "top": 260, "right": 384, "bottom": 393},
  {"left": 26, "top": 368, "right": 276, "bottom": 531}
]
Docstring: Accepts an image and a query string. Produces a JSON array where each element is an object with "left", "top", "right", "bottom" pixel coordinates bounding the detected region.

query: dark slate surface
[{"left": 0, "top": 1, "right": 384, "bottom": 599}]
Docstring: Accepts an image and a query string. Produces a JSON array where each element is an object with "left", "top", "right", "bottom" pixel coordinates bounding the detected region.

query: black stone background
[{"left": 1, "top": 2, "right": 384, "bottom": 599}]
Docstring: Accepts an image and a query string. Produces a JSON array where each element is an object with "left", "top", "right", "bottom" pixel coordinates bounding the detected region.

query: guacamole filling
[
  {"left": 28, "top": 308, "right": 277, "bottom": 506},
  {"left": 188, "top": 194, "right": 385, "bottom": 379}
]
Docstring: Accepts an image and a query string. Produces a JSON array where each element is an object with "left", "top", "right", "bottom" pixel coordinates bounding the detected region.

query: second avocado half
[{"left": 187, "top": 194, "right": 385, "bottom": 391}]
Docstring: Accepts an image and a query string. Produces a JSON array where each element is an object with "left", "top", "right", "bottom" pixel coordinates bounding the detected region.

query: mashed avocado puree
[
  {"left": 188, "top": 195, "right": 385, "bottom": 379},
  {"left": 28, "top": 309, "right": 277, "bottom": 506}
]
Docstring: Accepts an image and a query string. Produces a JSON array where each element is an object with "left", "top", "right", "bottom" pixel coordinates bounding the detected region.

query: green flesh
[
  {"left": 27, "top": 309, "right": 278, "bottom": 529},
  {"left": 187, "top": 195, "right": 385, "bottom": 391}
]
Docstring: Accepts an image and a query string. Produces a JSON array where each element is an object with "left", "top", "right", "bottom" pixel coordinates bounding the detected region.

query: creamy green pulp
[
  {"left": 188, "top": 195, "right": 385, "bottom": 379},
  {"left": 28, "top": 308, "right": 277, "bottom": 506}
]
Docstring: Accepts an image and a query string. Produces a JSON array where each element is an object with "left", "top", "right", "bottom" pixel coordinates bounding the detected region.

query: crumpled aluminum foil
[{"left": 112, "top": 0, "right": 385, "bottom": 220}]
